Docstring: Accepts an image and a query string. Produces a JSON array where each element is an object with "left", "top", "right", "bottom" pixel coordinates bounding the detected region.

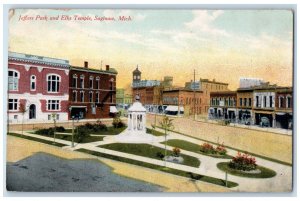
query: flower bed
[
  {"left": 217, "top": 152, "right": 276, "bottom": 178},
  {"left": 229, "top": 152, "right": 256, "bottom": 171},
  {"left": 199, "top": 143, "right": 227, "bottom": 156}
]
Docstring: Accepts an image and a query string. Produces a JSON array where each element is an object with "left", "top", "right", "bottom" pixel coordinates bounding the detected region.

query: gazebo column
[
  {"left": 135, "top": 113, "right": 138, "bottom": 131},
  {"left": 128, "top": 114, "right": 130, "bottom": 130},
  {"left": 143, "top": 114, "right": 146, "bottom": 132},
  {"left": 131, "top": 114, "right": 134, "bottom": 130}
]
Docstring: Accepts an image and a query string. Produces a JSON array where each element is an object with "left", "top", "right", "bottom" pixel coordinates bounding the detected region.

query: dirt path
[{"left": 6, "top": 135, "right": 231, "bottom": 192}]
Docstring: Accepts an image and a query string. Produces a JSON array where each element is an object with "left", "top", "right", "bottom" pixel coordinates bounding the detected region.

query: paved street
[
  {"left": 10, "top": 127, "right": 292, "bottom": 192},
  {"left": 147, "top": 114, "right": 293, "bottom": 164}
]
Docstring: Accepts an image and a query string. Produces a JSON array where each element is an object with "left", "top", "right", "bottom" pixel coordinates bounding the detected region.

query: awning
[
  {"left": 110, "top": 106, "right": 118, "bottom": 113},
  {"left": 165, "top": 105, "right": 184, "bottom": 112},
  {"left": 70, "top": 106, "right": 87, "bottom": 108}
]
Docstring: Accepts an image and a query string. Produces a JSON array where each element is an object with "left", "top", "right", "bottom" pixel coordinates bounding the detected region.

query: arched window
[
  {"left": 72, "top": 74, "right": 78, "bottom": 88},
  {"left": 47, "top": 74, "right": 60, "bottom": 92},
  {"left": 89, "top": 76, "right": 94, "bottom": 89},
  {"left": 279, "top": 96, "right": 284, "bottom": 108},
  {"left": 72, "top": 90, "right": 77, "bottom": 102},
  {"left": 96, "top": 76, "right": 100, "bottom": 89},
  {"left": 80, "top": 75, "right": 85, "bottom": 88},
  {"left": 8, "top": 70, "right": 19, "bottom": 91},
  {"left": 89, "top": 91, "right": 93, "bottom": 102},
  {"left": 80, "top": 91, "right": 84, "bottom": 102},
  {"left": 30, "top": 75, "right": 36, "bottom": 91},
  {"left": 95, "top": 91, "right": 100, "bottom": 103}
]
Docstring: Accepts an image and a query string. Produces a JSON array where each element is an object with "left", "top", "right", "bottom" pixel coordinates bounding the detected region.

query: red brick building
[
  {"left": 69, "top": 62, "right": 118, "bottom": 119},
  {"left": 8, "top": 52, "right": 70, "bottom": 123}
]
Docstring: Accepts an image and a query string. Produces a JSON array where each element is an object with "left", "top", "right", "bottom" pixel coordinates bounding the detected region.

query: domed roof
[
  {"left": 128, "top": 101, "right": 146, "bottom": 112},
  {"left": 133, "top": 66, "right": 141, "bottom": 74}
]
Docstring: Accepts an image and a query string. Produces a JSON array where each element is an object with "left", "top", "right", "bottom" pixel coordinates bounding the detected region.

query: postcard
[{"left": 6, "top": 8, "right": 293, "bottom": 193}]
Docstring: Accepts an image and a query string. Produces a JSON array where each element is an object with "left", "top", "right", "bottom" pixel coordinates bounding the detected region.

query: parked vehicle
[{"left": 260, "top": 117, "right": 270, "bottom": 127}]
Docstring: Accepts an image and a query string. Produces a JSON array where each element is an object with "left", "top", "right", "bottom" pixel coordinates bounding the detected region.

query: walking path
[{"left": 11, "top": 129, "right": 292, "bottom": 192}]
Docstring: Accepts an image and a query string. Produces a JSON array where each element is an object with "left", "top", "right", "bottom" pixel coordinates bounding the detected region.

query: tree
[
  {"left": 159, "top": 115, "right": 174, "bottom": 167},
  {"left": 19, "top": 103, "right": 27, "bottom": 135}
]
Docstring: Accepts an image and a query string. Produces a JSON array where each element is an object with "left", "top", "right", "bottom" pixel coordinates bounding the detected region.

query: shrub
[
  {"left": 172, "top": 147, "right": 181, "bottom": 157},
  {"left": 112, "top": 116, "right": 125, "bottom": 128},
  {"left": 56, "top": 126, "right": 65, "bottom": 132},
  {"left": 229, "top": 152, "right": 257, "bottom": 171},
  {"left": 35, "top": 128, "right": 54, "bottom": 136},
  {"left": 93, "top": 122, "right": 108, "bottom": 132},
  {"left": 200, "top": 143, "right": 216, "bottom": 154},
  {"left": 216, "top": 144, "right": 227, "bottom": 155},
  {"left": 75, "top": 125, "right": 90, "bottom": 143},
  {"left": 156, "top": 152, "right": 165, "bottom": 159}
]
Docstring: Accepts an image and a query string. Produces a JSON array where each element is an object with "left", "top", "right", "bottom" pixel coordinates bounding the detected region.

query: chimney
[
  {"left": 213, "top": 78, "right": 215, "bottom": 82},
  {"left": 106, "top": 65, "right": 110, "bottom": 71},
  {"left": 84, "top": 61, "right": 88, "bottom": 68}
]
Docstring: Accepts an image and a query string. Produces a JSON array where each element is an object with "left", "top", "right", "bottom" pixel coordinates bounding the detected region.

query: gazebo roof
[{"left": 128, "top": 101, "right": 146, "bottom": 112}]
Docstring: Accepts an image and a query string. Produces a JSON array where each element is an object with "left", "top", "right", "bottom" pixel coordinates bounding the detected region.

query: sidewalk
[{"left": 11, "top": 129, "right": 292, "bottom": 192}]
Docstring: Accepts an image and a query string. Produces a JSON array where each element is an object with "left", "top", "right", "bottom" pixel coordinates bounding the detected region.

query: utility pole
[{"left": 193, "top": 69, "right": 196, "bottom": 121}]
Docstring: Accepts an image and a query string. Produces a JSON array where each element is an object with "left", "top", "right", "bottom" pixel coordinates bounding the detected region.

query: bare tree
[
  {"left": 19, "top": 103, "right": 27, "bottom": 135},
  {"left": 159, "top": 115, "right": 174, "bottom": 167}
]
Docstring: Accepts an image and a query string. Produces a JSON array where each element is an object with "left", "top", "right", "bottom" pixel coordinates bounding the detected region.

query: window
[
  {"left": 48, "top": 114, "right": 51, "bottom": 120},
  {"left": 263, "top": 96, "right": 267, "bottom": 108},
  {"left": 89, "top": 76, "right": 94, "bottom": 89},
  {"left": 279, "top": 96, "right": 284, "bottom": 108},
  {"left": 14, "top": 115, "right": 18, "bottom": 119},
  {"left": 8, "top": 70, "right": 19, "bottom": 91},
  {"left": 269, "top": 96, "right": 273, "bottom": 108},
  {"left": 89, "top": 91, "right": 93, "bottom": 102},
  {"left": 244, "top": 98, "right": 247, "bottom": 107},
  {"left": 30, "top": 75, "right": 36, "bottom": 91},
  {"left": 240, "top": 98, "right": 243, "bottom": 106},
  {"left": 287, "top": 96, "right": 291, "bottom": 108},
  {"left": 110, "top": 92, "right": 113, "bottom": 103},
  {"left": 96, "top": 77, "right": 100, "bottom": 89},
  {"left": 256, "top": 96, "right": 259, "bottom": 107},
  {"left": 47, "top": 74, "right": 60, "bottom": 92},
  {"left": 47, "top": 100, "right": 59, "bottom": 110},
  {"left": 56, "top": 114, "right": 60, "bottom": 120},
  {"left": 80, "top": 91, "right": 84, "bottom": 102},
  {"left": 72, "top": 74, "right": 78, "bottom": 88},
  {"left": 80, "top": 75, "right": 84, "bottom": 88},
  {"left": 8, "top": 99, "right": 18, "bottom": 111},
  {"left": 72, "top": 90, "right": 77, "bottom": 102},
  {"left": 249, "top": 98, "right": 252, "bottom": 107},
  {"left": 95, "top": 92, "right": 99, "bottom": 103}
]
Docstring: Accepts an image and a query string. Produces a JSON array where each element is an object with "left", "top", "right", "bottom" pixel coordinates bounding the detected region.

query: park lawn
[
  {"left": 99, "top": 143, "right": 200, "bottom": 168},
  {"left": 146, "top": 128, "right": 165, "bottom": 136},
  {"left": 33, "top": 132, "right": 104, "bottom": 143},
  {"left": 64, "top": 126, "right": 126, "bottom": 135},
  {"left": 77, "top": 148, "right": 238, "bottom": 188},
  {"left": 162, "top": 139, "right": 232, "bottom": 159}
]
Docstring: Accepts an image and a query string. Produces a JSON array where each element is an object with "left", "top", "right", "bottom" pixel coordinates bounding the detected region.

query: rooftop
[
  {"left": 71, "top": 66, "right": 118, "bottom": 74},
  {"left": 8, "top": 51, "right": 69, "bottom": 68}
]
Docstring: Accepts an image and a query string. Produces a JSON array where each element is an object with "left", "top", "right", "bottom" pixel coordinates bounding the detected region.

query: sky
[{"left": 8, "top": 9, "right": 293, "bottom": 91}]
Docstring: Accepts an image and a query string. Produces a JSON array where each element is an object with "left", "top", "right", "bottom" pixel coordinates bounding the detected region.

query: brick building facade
[
  {"left": 8, "top": 52, "right": 70, "bottom": 123},
  {"left": 69, "top": 63, "right": 117, "bottom": 119}
]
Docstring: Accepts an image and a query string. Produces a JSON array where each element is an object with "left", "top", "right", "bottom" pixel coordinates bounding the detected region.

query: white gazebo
[
  {"left": 127, "top": 95, "right": 146, "bottom": 133},
  {"left": 103, "top": 95, "right": 163, "bottom": 143}
]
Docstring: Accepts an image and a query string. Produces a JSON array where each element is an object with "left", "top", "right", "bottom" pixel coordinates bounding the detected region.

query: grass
[
  {"left": 64, "top": 126, "right": 126, "bottom": 135},
  {"left": 76, "top": 148, "right": 238, "bottom": 188},
  {"left": 33, "top": 133, "right": 105, "bottom": 143},
  {"left": 7, "top": 133, "right": 66, "bottom": 147},
  {"left": 156, "top": 126, "right": 292, "bottom": 166},
  {"left": 99, "top": 143, "right": 200, "bottom": 168},
  {"left": 162, "top": 139, "right": 232, "bottom": 159},
  {"left": 217, "top": 162, "right": 277, "bottom": 178},
  {"left": 146, "top": 128, "right": 165, "bottom": 136}
]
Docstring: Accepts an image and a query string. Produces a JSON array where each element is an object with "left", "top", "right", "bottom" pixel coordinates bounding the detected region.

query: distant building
[
  {"left": 68, "top": 62, "right": 118, "bottom": 119},
  {"left": 8, "top": 52, "right": 70, "bottom": 123},
  {"left": 131, "top": 66, "right": 173, "bottom": 112},
  {"left": 185, "top": 78, "right": 229, "bottom": 115},
  {"left": 239, "top": 78, "right": 266, "bottom": 88},
  {"left": 162, "top": 88, "right": 204, "bottom": 116},
  {"left": 209, "top": 91, "right": 237, "bottom": 121},
  {"left": 116, "top": 88, "right": 133, "bottom": 105}
]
